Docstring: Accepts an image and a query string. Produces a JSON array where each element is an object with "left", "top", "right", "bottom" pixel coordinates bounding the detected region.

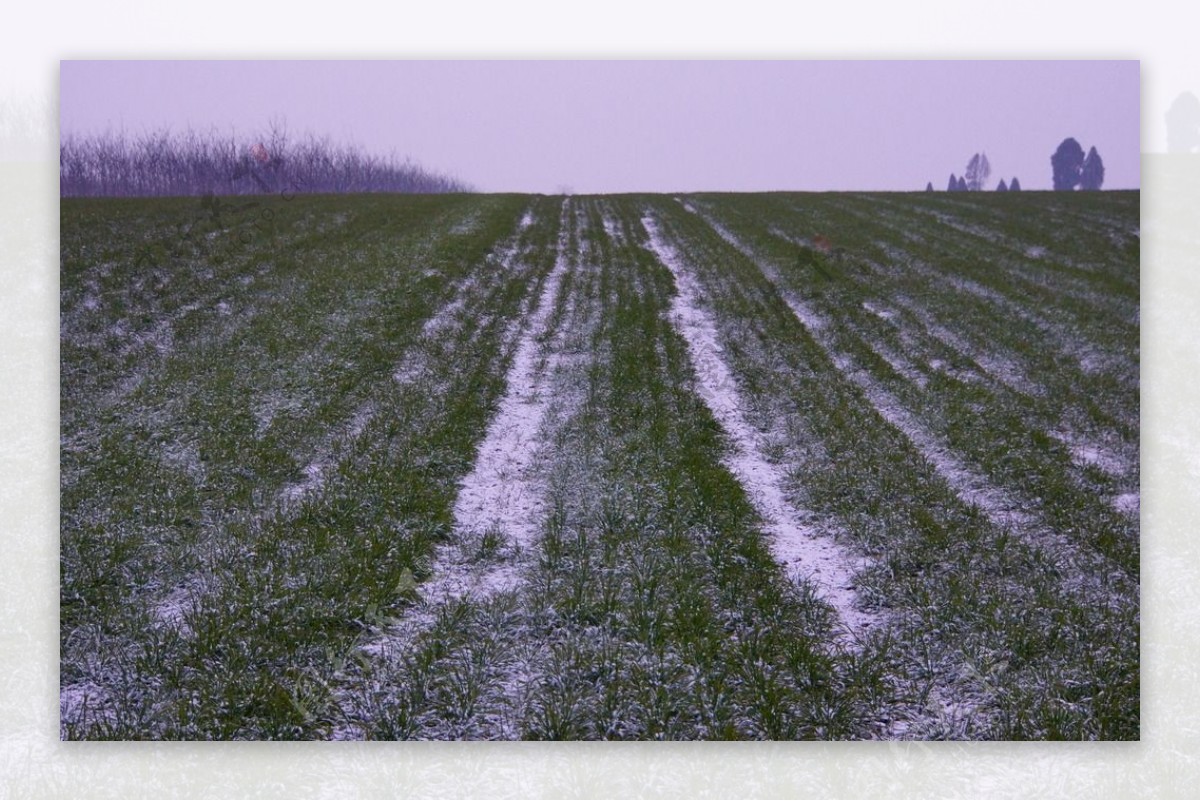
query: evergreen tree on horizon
[{"left": 1081, "top": 146, "right": 1106, "bottom": 190}]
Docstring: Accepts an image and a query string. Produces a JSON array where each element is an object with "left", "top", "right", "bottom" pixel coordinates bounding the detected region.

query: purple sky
[{"left": 60, "top": 60, "right": 1139, "bottom": 193}]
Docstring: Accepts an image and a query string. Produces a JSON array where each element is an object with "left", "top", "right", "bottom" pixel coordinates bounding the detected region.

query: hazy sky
[{"left": 60, "top": 60, "right": 1139, "bottom": 193}]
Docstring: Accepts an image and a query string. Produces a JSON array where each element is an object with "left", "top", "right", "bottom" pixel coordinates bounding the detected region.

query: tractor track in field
[
  {"left": 332, "top": 201, "right": 576, "bottom": 738},
  {"left": 441, "top": 199, "right": 573, "bottom": 598},
  {"left": 643, "top": 212, "right": 879, "bottom": 642}
]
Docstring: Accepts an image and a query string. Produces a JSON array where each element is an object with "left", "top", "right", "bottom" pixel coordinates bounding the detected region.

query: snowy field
[{"left": 60, "top": 190, "right": 1139, "bottom": 739}]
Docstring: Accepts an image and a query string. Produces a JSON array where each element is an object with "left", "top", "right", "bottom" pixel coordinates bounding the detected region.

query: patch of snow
[
  {"left": 254, "top": 390, "right": 307, "bottom": 437},
  {"left": 420, "top": 288, "right": 470, "bottom": 340},
  {"left": 1113, "top": 492, "right": 1139, "bottom": 518},
  {"left": 392, "top": 356, "right": 427, "bottom": 386},
  {"left": 60, "top": 681, "right": 115, "bottom": 735},
  {"left": 347, "top": 403, "right": 375, "bottom": 439},
  {"left": 862, "top": 301, "right": 896, "bottom": 322},
  {"left": 450, "top": 208, "right": 483, "bottom": 236},
  {"left": 160, "top": 439, "right": 205, "bottom": 482},
  {"left": 281, "top": 461, "right": 326, "bottom": 507},
  {"left": 767, "top": 225, "right": 814, "bottom": 249},
  {"left": 152, "top": 581, "right": 204, "bottom": 637},
  {"left": 785, "top": 295, "right": 828, "bottom": 332},
  {"left": 133, "top": 320, "right": 176, "bottom": 357},
  {"left": 1050, "top": 430, "right": 1131, "bottom": 478}
]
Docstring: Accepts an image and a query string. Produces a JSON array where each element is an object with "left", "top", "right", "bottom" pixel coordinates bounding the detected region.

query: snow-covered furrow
[
  {"left": 871, "top": 240, "right": 1137, "bottom": 390},
  {"left": 854, "top": 326, "right": 929, "bottom": 389},
  {"left": 277, "top": 400, "right": 376, "bottom": 511},
  {"left": 1048, "top": 428, "right": 1139, "bottom": 519},
  {"left": 643, "top": 213, "right": 875, "bottom": 639},
  {"left": 889, "top": 295, "right": 1043, "bottom": 397},
  {"left": 681, "top": 201, "right": 1036, "bottom": 395},
  {"left": 417, "top": 220, "right": 535, "bottom": 344},
  {"left": 334, "top": 202, "right": 593, "bottom": 739},
  {"left": 292, "top": 277, "right": 491, "bottom": 489},
  {"left": 869, "top": 202, "right": 1137, "bottom": 327},
  {"left": 451, "top": 205, "right": 569, "bottom": 550},
  {"left": 687, "top": 206, "right": 1116, "bottom": 582},
  {"left": 1050, "top": 430, "right": 1134, "bottom": 479},
  {"left": 1002, "top": 257, "right": 1138, "bottom": 327},
  {"left": 676, "top": 198, "right": 754, "bottom": 260},
  {"left": 288, "top": 212, "right": 549, "bottom": 513},
  {"left": 602, "top": 210, "right": 624, "bottom": 245}
]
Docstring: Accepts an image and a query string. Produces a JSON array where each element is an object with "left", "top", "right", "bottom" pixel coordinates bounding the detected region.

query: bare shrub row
[{"left": 60, "top": 124, "right": 470, "bottom": 197}]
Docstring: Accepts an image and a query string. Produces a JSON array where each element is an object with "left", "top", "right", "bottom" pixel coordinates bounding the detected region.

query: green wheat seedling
[{"left": 61, "top": 190, "right": 1139, "bottom": 740}]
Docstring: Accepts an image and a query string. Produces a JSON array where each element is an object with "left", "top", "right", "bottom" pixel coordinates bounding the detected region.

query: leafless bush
[{"left": 60, "top": 123, "right": 471, "bottom": 196}]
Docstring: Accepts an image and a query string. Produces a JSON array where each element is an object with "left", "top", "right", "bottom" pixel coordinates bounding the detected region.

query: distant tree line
[
  {"left": 928, "top": 137, "right": 1110, "bottom": 192},
  {"left": 60, "top": 124, "right": 471, "bottom": 197}
]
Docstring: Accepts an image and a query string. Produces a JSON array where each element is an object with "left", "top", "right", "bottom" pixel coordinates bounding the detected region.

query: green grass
[{"left": 61, "top": 190, "right": 1139, "bottom": 740}]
